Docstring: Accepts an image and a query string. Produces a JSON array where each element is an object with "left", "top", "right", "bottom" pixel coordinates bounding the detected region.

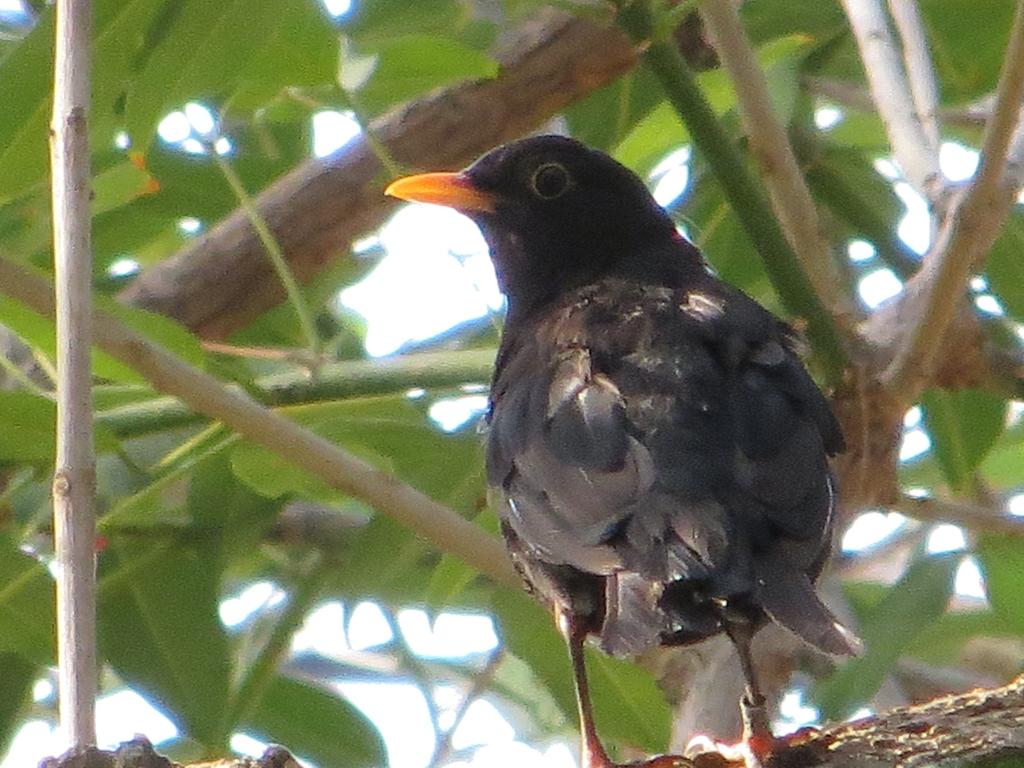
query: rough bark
[
  {"left": 763, "top": 673, "right": 1024, "bottom": 768},
  {"left": 46, "top": 675, "right": 1024, "bottom": 768},
  {"left": 118, "top": 10, "right": 640, "bottom": 337}
]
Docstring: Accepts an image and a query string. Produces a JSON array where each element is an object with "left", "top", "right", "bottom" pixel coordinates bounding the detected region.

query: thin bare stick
[
  {"left": 803, "top": 75, "right": 995, "bottom": 129},
  {"left": 887, "top": 0, "right": 941, "bottom": 153},
  {"left": 50, "top": 0, "right": 97, "bottom": 748},
  {"left": 840, "top": 0, "right": 943, "bottom": 200},
  {"left": 428, "top": 649, "right": 504, "bottom": 768},
  {"left": 699, "top": 0, "right": 860, "bottom": 330},
  {"left": 0, "top": 350, "right": 52, "bottom": 398},
  {"left": 883, "top": 1, "right": 1024, "bottom": 402},
  {"left": 211, "top": 149, "right": 321, "bottom": 359},
  {"left": 0, "top": 257, "right": 519, "bottom": 589},
  {"left": 893, "top": 494, "right": 1024, "bottom": 537},
  {"left": 200, "top": 341, "right": 318, "bottom": 364}
]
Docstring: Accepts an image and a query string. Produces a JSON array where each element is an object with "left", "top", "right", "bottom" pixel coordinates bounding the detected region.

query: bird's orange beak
[{"left": 385, "top": 172, "right": 497, "bottom": 213}]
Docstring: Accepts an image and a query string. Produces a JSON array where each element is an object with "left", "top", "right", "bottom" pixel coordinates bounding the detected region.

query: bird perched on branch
[{"left": 387, "top": 136, "right": 860, "bottom": 768}]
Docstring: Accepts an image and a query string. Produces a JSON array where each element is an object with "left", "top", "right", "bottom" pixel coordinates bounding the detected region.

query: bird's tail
[{"left": 753, "top": 554, "right": 863, "bottom": 657}]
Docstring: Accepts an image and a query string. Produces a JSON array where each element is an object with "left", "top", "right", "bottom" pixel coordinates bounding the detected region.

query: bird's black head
[{"left": 387, "top": 135, "right": 704, "bottom": 318}]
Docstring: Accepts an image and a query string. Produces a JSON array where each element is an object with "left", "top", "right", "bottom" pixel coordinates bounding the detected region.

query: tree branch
[
  {"left": 117, "top": 10, "right": 638, "bottom": 338},
  {"left": 428, "top": 649, "right": 504, "bottom": 768},
  {"left": 0, "top": 256, "right": 519, "bottom": 589},
  {"left": 803, "top": 75, "right": 996, "bottom": 129},
  {"left": 839, "top": 0, "right": 944, "bottom": 201},
  {"left": 698, "top": 0, "right": 860, "bottom": 330},
  {"left": 892, "top": 494, "right": 1024, "bottom": 538},
  {"left": 50, "top": 0, "right": 97, "bottom": 748},
  {"left": 94, "top": 348, "right": 495, "bottom": 438},
  {"left": 887, "top": 0, "right": 941, "bottom": 154},
  {"left": 881, "top": 0, "right": 1024, "bottom": 404},
  {"left": 48, "top": 676, "right": 1024, "bottom": 768},
  {"left": 763, "top": 673, "right": 1024, "bottom": 767}
]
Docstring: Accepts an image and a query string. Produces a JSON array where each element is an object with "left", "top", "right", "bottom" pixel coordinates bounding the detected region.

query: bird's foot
[
  {"left": 682, "top": 724, "right": 822, "bottom": 768},
  {"left": 683, "top": 735, "right": 749, "bottom": 767},
  {"left": 739, "top": 694, "right": 773, "bottom": 766}
]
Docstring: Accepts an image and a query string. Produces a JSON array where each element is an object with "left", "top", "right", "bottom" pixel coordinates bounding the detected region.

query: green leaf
[
  {"left": 0, "top": 6, "right": 54, "bottom": 202},
  {"left": 326, "top": 515, "right": 438, "bottom": 604},
  {"left": 920, "top": 388, "right": 1006, "bottom": 493},
  {"left": 425, "top": 505, "right": 498, "bottom": 608},
  {"left": 987, "top": 212, "right": 1024, "bottom": 321},
  {"left": 978, "top": 535, "right": 1024, "bottom": 635},
  {"left": 741, "top": 0, "right": 845, "bottom": 44},
  {"left": 0, "top": 282, "right": 202, "bottom": 386},
  {"left": 568, "top": 68, "right": 666, "bottom": 154},
  {"left": 613, "top": 35, "right": 808, "bottom": 179},
  {"left": 350, "top": 35, "right": 498, "bottom": 115},
  {"left": 920, "top": 0, "right": 1016, "bottom": 103},
  {"left": 680, "top": 162, "right": 777, "bottom": 307},
  {"left": 131, "top": 120, "right": 310, "bottom": 222},
  {"left": 342, "top": 0, "right": 462, "bottom": 43},
  {"left": 0, "top": 294, "right": 137, "bottom": 384},
  {"left": 978, "top": 420, "right": 1024, "bottom": 489},
  {"left": 230, "top": 439, "right": 340, "bottom": 501},
  {"left": 588, "top": 651, "right": 673, "bottom": 755},
  {"left": 230, "top": 396, "right": 484, "bottom": 503},
  {"left": 820, "top": 110, "right": 891, "bottom": 153},
  {"left": 804, "top": 141, "right": 918, "bottom": 278},
  {"left": 186, "top": 449, "right": 280, "bottom": 548},
  {"left": 489, "top": 651, "right": 568, "bottom": 734},
  {"left": 905, "top": 607, "right": 1021, "bottom": 666},
  {"left": 0, "top": 652, "right": 36, "bottom": 756},
  {"left": 613, "top": 101, "right": 689, "bottom": 178},
  {"left": 125, "top": 0, "right": 283, "bottom": 146},
  {"left": 758, "top": 34, "right": 815, "bottom": 126},
  {"left": 0, "top": 390, "right": 120, "bottom": 463},
  {"left": 224, "top": 3, "right": 340, "bottom": 116},
  {"left": 92, "top": 161, "right": 158, "bottom": 219},
  {"left": 103, "top": 431, "right": 240, "bottom": 530},
  {"left": 98, "top": 540, "right": 231, "bottom": 747},
  {"left": 492, "top": 588, "right": 671, "bottom": 754},
  {"left": 0, "top": 391, "right": 57, "bottom": 462},
  {"left": 0, "top": 0, "right": 173, "bottom": 202},
  {"left": 243, "top": 676, "right": 385, "bottom": 768},
  {"left": 815, "top": 553, "right": 959, "bottom": 719},
  {"left": 0, "top": 546, "right": 56, "bottom": 665},
  {"left": 101, "top": 300, "right": 206, "bottom": 370}
]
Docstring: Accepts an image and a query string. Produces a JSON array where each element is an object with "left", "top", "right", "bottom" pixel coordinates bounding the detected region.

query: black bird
[{"left": 387, "top": 136, "right": 859, "bottom": 767}]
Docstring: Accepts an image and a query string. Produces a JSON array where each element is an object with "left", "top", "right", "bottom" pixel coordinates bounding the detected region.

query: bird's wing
[{"left": 487, "top": 338, "right": 656, "bottom": 576}]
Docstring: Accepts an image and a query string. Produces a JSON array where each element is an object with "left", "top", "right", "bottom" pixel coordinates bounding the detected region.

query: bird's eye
[{"left": 529, "top": 162, "right": 571, "bottom": 200}]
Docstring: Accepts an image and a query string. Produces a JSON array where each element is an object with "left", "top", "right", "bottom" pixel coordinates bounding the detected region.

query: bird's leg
[
  {"left": 559, "top": 608, "right": 614, "bottom": 768},
  {"left": 723, "top": 617, "right": 774, "bottom": 765},
  {"left": 559, "top": 608, "right": 692, "bottom": 768}
]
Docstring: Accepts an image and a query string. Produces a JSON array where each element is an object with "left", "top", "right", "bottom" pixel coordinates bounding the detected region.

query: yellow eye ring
[{"left": 530, "top": 162, "right": 571, "bottom": 200}]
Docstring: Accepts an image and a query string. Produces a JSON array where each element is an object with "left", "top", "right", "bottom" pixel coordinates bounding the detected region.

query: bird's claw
[
  {"left": 683, "top": 731, "right": 782, "bottom": 768},
  {"left": 682, "top": 722, "right": 821, "bottom": 768},
  {"left": 684, "top": 735, "right": 748, "bottom": 765}
]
